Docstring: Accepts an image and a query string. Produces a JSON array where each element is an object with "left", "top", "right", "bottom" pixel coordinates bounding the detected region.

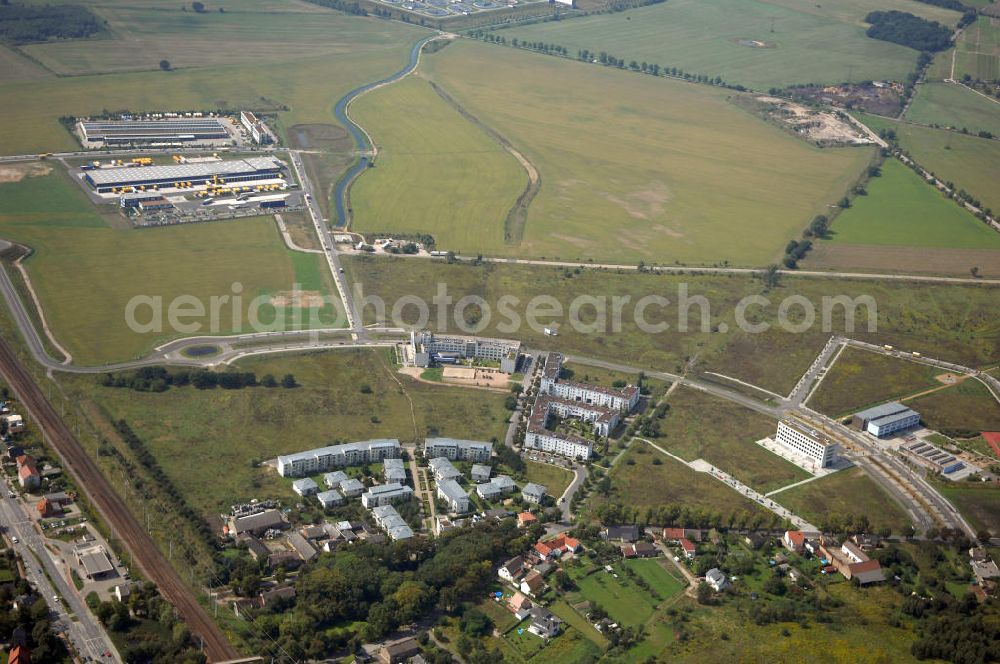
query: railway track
[{"left": 0, "top": 336, "right": 239, "bottom": 663}]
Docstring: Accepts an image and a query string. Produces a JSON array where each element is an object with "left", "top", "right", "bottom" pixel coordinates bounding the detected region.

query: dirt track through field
[
  {"left": 0, "top": 336, "right": 239, "bottom": 662},
  {"left": 428, "top": 80, "right": 540, "bottom": 245}
]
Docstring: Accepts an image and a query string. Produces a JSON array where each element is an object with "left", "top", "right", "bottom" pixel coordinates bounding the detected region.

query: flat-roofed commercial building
[
  {"left": 852, "top": 402, "right": 921, "bottom": 438},
  {"left": 277, "top": 439, "right": 401, "bottom": 477},
  {"left": 775, "top": 420, "right": 836, "bottom": 468},
  {"left": 83, "top": 156, "right": 285, "bottom": 193},
  {"left": 411, "top": 331, "right": 521, "bottom": 374},
  {"left": 79, "top": 117, "right": 230, "bottom": 146}
]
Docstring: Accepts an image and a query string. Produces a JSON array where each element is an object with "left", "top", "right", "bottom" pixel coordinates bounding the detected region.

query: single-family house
[
  {"left": 508, "top": 591, "right": 532, "bottom": 620},
  {"left": 292, "top": 478, "right": 318, "bottom": 497},
  {"left": 471, "top": 464, "right": 492, "bottom": 483},
  {"left": 527, "top": 606, "right": 562, "bottom": 638},
  {"left": 604, "top": 525, "right": 639, "bottom": 542},
  {"left": 705, "top": 568, "right": 728, "bottom": 592},
  {"left": 782, "top": 530, "right": 806, "bottom": 553},
  {"left": 522, "top": 482, "right": 547, "bottom": 504},
  {"left": 517, "top": 511, "right": 538, "bottom": 528},
  {"left": 498, "top": 555, "right": 525, "bottom": 583},
  {"left": 520, "top": 569, "right": 545, "bottom": 596},
  {"left": 679, "top": 538, "right": 696, "bottom": 559},
  {"left": 378, "top": 637, "right": 420, "bottom": 664}
]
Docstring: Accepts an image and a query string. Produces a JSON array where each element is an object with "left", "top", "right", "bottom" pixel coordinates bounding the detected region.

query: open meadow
[
  {"left": 351, "top": 75, "right": 526, "bottom": 249},
  {"left": 0, "top": 167, "right": 340, "bottom": 365},
  {"left": 808, "top": 346, "right": 945, "bottom": 417},
  {"left": 907, "top": 378, "right": 1000, "bottom": 434},
  {"left": 497, "top": 0, "right": 958, "bottom": 91},
  {"left": 641, "top": 386, "right": 809, "bottom": 493},
  {"left": 414, "top": 40, "right": 873, "bottom": 265},
  {"left": 952, "top": 15, "right": 1000, "bottom": 81},
  {"left": 344, "top": 254, "right": 1000, "bottom": 397},
  {"left": 776, "top": 467, "right": 913, "bottom": 534},
  {"left": 905, "top": 82, "right": 1000, "bottom": 137},
  {"left": 0, "top": 0, "right": 424, "bottom": 153},
  {"left": 934, "top": 481, "right": 1000, "bottom": 536},
  {"left": 57, "top": 348, "right": 512, "bottom": 520}
]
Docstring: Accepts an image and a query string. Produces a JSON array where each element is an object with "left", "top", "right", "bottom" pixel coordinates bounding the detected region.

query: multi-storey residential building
[
  {"left": 411, "top": 331, "right": 522, "bottom": 374},
  {"left": 437, "top": 478, "right": 470, "bottom": 513},
  {"left": 277, "top": 439, "right": 401, "bottom": 477},
  {"left": 428, "top": 457, "right": 463, "bottom": 482},
  {"left": 423, "top": 438, "right": 492, "bottom": 462},
  {"left": 361, "top": 483, "right": 414, "bottom": 509}
]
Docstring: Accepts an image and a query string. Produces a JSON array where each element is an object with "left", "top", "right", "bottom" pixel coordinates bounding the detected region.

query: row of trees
[
  {"left": 98, "top": 366, "right": 297, "bottom": 391},
  {"left": 594, "top": 500, "right": 784, "bottom": 531},
  {"left": 0, "top": 3, "right": 104, "bottom": 43}
]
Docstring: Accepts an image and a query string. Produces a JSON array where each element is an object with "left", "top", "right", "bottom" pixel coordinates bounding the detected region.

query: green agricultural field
[
  {"left": 808, "top": 346, "right": 944, "bottom": 417},
  {"left": 0, "top": 168, "right": 340, "bottom": 365},
  {"left": 0, "top": 44, "right": 52, "bottom": 82},
  {"left": 905, "top": 82, "right": 1000, "bottom": 137},
  {"left": 351, "top": 75, "right": 526, "bottom": 249},
  {"left": 856, "top": 113, "right": 1000, "bottom": 215},
  {"left": 606, "top": 444, "right": 770, "bottom": 519},
  {"left": 58, "top": 348, "right": 512, "bottom": 519},
  {"left": 953, "top": 15, "right": 1000, "bottom": 81},
  {"left": 420, "top": 40, "right": 872, "bottom": 265},
  {"left": 827, "top": 159, "right": 1000, "bottom": 249},
  {"left": 0, "top": 0, "right": 424, "bottom": 153},
  {"left": 19, "top": 3, "right": 410, "bottom": 75},
  {"left": 498, "top": 0, "right": 958, "bottom": 91},
  {"left": 777, "top": 467, "right": 913, "bottom": 534},
  {"left": 345, "top": 254, "right": 1000, "bottom": 397},
  {"left": 643, "top": 386, "right": 809, "bottom": 493},
  {"left": 908, "top": 378, "right": 1000, "bottom": 434},
  {"left": 935, "top": 481, "right": 1000, "bottom": 536}
]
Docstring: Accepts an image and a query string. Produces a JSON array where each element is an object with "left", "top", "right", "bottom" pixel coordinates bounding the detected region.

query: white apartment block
[
  {"left": 523, "top": 429, "right": 593, "bottom": 460},
  {"left": 411, "top": 331, "right": 521, "bottom": 373},
  {"left": 539, "top": 353, "right": 639, "bottom": 412},
  {"left": 423, "top": 438, "right": 493, "bottom": 462},
  {"left": 437, "top": 478, "right": 470, "bottom": 513},
  {"left": 277, "top": 439, "right": 401, "bottom": 477},
  {"left": 775, "top": 421, "right": 835, "bottom": 468},
  {"left": 428, "top": 456, "right": 462, "bottom": 482},
  {"left": 361, "top": 483, "right": 414, "bottom": 509}
]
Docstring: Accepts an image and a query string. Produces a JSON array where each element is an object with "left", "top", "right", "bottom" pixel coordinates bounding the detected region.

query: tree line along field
[
  {"left": 343, "top": 254, "right": 1000, "bottom": 396},
  {"left": 857, "top": 113, "right": 1000, "bottom": 215},
  {"left": 0, "top": 0, "right": 424, "bottom": 153},
  {"left": 350, "top": 76, "right": 527, "bottom": 249},
  {"left": 807, "top": 346, "right": 945, "bottom": 417},
  {"left": 492, "top": 0, "right": 959, "bottom": 91},
  {"left": 0, "top": 167, "right": 341, "bottom": 365},
  {"left": 57, "top": 348, "right": 513, "bottom": 521},
  {"left": 806, "top": 158, "right": 1000, "bottom": 277},
  {"left": 637, "top": 386, "right": 810, "bottom": 493},
  {"left": 387, "top": 39, "right": 874, "bottom": 266}
]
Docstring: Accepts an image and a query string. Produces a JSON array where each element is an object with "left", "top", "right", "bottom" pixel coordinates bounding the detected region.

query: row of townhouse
[{"left": 277, "top": 439, "right": 401, "bottom": 477}]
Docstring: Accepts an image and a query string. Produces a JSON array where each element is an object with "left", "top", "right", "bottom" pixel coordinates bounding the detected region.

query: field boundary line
[{"left": 1, "top": 254, "right": 72, "bottom": 364}]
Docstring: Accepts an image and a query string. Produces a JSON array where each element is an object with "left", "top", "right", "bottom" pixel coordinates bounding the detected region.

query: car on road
[{"left": 11, "top": 536, "right": 18, "bottom": 543}]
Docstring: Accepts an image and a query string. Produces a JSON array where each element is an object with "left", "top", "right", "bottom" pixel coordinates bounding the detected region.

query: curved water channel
[{"left": 331, "top": 34, "right": 439, "bottom": 227}]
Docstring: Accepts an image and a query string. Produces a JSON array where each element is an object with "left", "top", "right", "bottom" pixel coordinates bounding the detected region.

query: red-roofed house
[
  {"left": 508, "top": 591, "right": 532, "bottom": 619},
  {"left": 679, "top": 538, "right": 696, "bottom": 559},
  {"left": 783, "top": 530, "right": 805, "bottom": 553},
  {"left": 518, "top": 512, "right": 538, "bottom": 528},
  {"left": 662, "top": 527, "right": 685, "bottom": 542},
  {"left": 8, "top": 645, "right": 29, "bottom": 664},
  {"left": 535, "top": 535, "right": 581, "bottom": 559},
  {"left": 15, "top": 454, "right": 35, "bottom": 469},
  {"left": 18, "top": 465, "right": 39, "bottom": 491},
  {"left": 36, "top": 498, "right": 56, "bottom": 518}
]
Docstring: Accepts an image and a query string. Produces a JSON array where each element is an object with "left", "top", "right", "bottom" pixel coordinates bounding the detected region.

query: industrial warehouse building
[
  {"left": 83, "top": 156, "right": 286, "bottom": 194},
  {"left": 852, "top": 402, "right": 921, "bottom": 438},
  {"left": 277, "top": 439, "right": 401, "bottom": 477},
  {"left": 78, "top": 117, "right": 230, "bottom": 146},
  {"left": 774, "top": 420, "right": 836, "bottom": 468}
]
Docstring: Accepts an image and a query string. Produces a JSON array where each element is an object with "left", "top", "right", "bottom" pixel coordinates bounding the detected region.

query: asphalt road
[{"left": 0, "top": 476, "right": 118, "bottom": 662}]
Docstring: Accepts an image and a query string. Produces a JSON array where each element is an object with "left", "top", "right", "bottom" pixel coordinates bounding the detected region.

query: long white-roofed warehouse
[
  {"left": 78, "top": 117, "right": 232, "bottom": 147},
  {"left": 83, "top": 156, "right": 286, "bottom": 194}
]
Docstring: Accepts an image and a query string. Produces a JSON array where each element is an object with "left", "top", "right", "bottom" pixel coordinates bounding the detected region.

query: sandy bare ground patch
[
  {"left": 748, "top": 96, "right": 874, "bottom": 145},
  {"left": 805, "top": 243, "right": 1000, "bottom": 277},
  {"left": 936, "top": 373, "right": 962, "bottom": 385},
  {"left": 442, "top": 365, "right": 511, "bottom": 390},
  {"left": 269, "top": 290, "right": 327, "bottom": 308},
  {"left": 0, "top": 163, "right": 52, "bottom": 183}
]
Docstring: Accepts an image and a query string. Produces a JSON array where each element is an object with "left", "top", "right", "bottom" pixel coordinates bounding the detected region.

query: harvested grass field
[
  {"left": 0, "top": 168, "right": 340, "bottom": 365},
  {"left": 0, "top": 44, "right": 52, "bottom": 82},
  {"left": 907, "top": 378, "right": 1000, "bottom": 433},
  {"left": 500, "top": 0, "right": 958, "bottom": 90},
  {"left": 826, "top": 159, "right": 1000, "bottom": 250},
  {"left": 345, "top": 254, "right": 1000, "bottom": 397},
  {"left": 0, "top": 0, "right": 423, "bottom": 153},
  {"left": 905, "top": 82, "right": 1000, "bottom": 137},
  {"left": 607, "top": 444, "right": 770, "bottom": 518},
  {"left": 777, "top": 467, "right": 913, "bottom": 534},
  {"left": 808, "top": 346, "right": 944, "bottom": 417},
  {"left": 523, "top": 460, "right": 574, "bottom": 497},
  {"left": 421, "top": 40, "right": 873, "bottom": 265},
  {"left": 351, "top": 75, "right": 526, "bottom": 250},
  {"left": 58, "top": 348, "right": 512, "bottom": 519},
  {"left": 645, "top": 386, "right": 809, "bottom": 493},
  {"left": 857, "top": 113, "right": 1000, "bottom": 215}
]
